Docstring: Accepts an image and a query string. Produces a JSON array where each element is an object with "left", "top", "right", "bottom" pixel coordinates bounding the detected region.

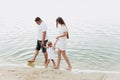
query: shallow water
[{"left": 0, "top": 21, "right": 120, "bottom": 71}]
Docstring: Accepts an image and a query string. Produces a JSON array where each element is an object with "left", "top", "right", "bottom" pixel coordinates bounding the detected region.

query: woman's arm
[
  {"left": 54, "top": 39, "right": 59, "bottom": 46},
  {"left": 56, "top": 32, "right": 67, "bottom": 39}
]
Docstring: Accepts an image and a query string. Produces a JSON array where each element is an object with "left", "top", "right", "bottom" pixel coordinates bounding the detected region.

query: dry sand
[{"left": 0, "top": 65, "right": 120, "bottom": 80}]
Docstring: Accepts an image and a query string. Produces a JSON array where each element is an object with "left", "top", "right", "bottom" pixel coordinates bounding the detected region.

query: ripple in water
[{"left": 0, "top": 23, "right": 120, "bottom": 71}]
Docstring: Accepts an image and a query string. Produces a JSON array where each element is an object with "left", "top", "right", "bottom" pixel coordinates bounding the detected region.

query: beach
[
  {"left": 0, "top": 0, "right": 120, "bottom": 80},
  {"left": 1, "top": 21, "right": 120, "bottom": 80},
  {"left": 0, "top": 65, "right": 120, "bottom": 80}
]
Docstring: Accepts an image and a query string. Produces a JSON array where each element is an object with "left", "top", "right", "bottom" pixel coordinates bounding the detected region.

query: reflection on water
[
  {"left": 27, "top": 62, "right": 35, "bottom": 68},
  {"left": 0, "top": 22, "right": 120, "bottom": 71}
]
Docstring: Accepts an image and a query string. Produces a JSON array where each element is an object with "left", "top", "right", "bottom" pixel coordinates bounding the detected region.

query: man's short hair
[{"left": 35, "top": 17, "right": 41, "bottom": 22}]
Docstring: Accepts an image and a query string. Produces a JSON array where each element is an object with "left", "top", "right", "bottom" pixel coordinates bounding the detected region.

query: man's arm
[{"left": 42, "top": 31, "right": 46, "bottom": 47}]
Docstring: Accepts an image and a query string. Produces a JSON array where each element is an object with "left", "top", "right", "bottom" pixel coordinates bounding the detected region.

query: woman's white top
[
  {"left": 47, "top": 47, "right": 55, "bottom": 59},
  {"left": 57, "top": 25, "right": 68, "bottom": 50}
]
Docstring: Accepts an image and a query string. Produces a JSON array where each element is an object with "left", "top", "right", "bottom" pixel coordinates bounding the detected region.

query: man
[{"left": 28, "top": 17, "right": 48, "bottom": 65}]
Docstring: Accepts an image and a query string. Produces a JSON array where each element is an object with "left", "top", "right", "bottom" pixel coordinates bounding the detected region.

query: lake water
[{"left": 0, "top": 19, "right": 120, "bottom": 71}]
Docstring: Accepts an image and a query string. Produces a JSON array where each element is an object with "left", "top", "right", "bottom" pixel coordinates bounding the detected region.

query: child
[{"left": 44, "top": 41, "right": 56, "bottom": 68}]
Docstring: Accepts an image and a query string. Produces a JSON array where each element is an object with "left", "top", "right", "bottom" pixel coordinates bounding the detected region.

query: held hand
[
  {"left": 54, "top": 41, "right": 57, "bottom": 46},
  {"left": 54, "top": 43, "right": 56, "bottom": 47},
  {"left": 53, "top": 46, "right": 55, "bottom": 50},
  {"left": 41, "top": 41, "right": 44, "bottom": 47}
]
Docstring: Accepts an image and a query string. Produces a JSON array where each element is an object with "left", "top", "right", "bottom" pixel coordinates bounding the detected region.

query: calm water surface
[{"left": 0, "top": 21, "right": 120, "bottom": 71}]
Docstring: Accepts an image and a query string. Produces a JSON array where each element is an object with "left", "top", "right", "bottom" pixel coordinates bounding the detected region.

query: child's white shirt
[{"left": 47, "top": 47, "right": 55, "bottom": 59}]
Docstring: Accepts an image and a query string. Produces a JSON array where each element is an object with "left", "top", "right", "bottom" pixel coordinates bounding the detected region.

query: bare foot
[
  {"left": 54, "top": 66, "right": 59, "bottom": 69},
  {"left": 44, "top": 64, "right": 48, "bottom": 68},
  {"left": 28, "top": 59, "right": 35, "bottom": 62},
  {"left": 66, "top": 67, "right": 72, "bottom": 71}
]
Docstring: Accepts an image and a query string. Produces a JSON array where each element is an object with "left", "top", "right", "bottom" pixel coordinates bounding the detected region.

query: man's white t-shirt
[{"left": 37, "top": 21, "right": 48, "bottom": 40}]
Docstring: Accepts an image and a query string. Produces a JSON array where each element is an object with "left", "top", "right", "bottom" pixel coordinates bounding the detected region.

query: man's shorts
[{"left": 35, "top": 40, "right": 48, "bottom": 53}]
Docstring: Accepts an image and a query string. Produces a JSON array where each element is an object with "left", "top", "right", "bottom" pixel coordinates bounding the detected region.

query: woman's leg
[
  {"left": 61, "top": 50, "right": 72, "bottom": 70},
  {"left": 54, "top": 49, "right": 61, "bottom": 69}
]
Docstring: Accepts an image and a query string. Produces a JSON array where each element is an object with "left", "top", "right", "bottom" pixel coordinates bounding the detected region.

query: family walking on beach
[{"left": 28, "top": 17, "right": 72, "bottom": 70}]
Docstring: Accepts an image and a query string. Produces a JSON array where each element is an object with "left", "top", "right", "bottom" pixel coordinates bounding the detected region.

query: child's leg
[
  {"left": 51, "top": 59, "right": 56, "bottom": 66},
  {"left": 45, "top": 59, "right": 50, "bottom": 68}
]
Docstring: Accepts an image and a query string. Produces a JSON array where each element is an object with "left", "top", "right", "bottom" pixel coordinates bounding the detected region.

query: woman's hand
[
  {"left": 54, "top": 42, "right": 57, "bottom": 47},
  {"left": 54, "top": 38, "right": 59, "bottom": 47},
  {"left": 56, "top": 36, "right": 60, "bottom": 39}
]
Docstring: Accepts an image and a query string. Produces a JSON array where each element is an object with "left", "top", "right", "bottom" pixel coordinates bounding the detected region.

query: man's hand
[{"left": 41, "top": 41, "right": 44, "bottom": 47}]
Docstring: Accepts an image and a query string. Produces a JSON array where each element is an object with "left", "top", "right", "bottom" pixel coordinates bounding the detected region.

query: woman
[{"left": 54, "top": 17, "right": 72, "bottom": 70}]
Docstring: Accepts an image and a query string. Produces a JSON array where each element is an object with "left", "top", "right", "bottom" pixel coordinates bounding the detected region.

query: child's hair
[{"left": 48, "top": 41, "right": 52, "bottom": 47}]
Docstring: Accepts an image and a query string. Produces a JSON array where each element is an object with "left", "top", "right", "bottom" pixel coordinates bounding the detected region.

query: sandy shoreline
[{"left": 0, "top": 65, "right": 120, "bottom": 80}]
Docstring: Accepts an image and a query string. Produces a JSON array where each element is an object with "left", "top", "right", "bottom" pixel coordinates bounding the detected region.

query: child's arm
[{"left": 52, "top": 46, "right": 55, "bottom": 51}]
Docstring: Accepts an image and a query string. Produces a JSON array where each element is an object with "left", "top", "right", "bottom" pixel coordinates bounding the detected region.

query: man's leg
[
  {"left": 42, "top": 40, "right": 48, "bottom": 65},
  {"left": 28, "top": 40, "right": 40, "bottom": 62},
  {"left": 43, "top": 52, "right": 48, "bottom": 65},
  {"left": 45, "top": 59, "right": 50, "bottom": 68},
  {"left": 28, "top": 50, "right": 39, "bottom": 62}
]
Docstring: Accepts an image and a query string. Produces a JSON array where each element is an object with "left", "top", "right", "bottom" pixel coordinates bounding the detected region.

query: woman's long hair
[{"left": 56, "top": 17, "right": 69, "bottom": 39}]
